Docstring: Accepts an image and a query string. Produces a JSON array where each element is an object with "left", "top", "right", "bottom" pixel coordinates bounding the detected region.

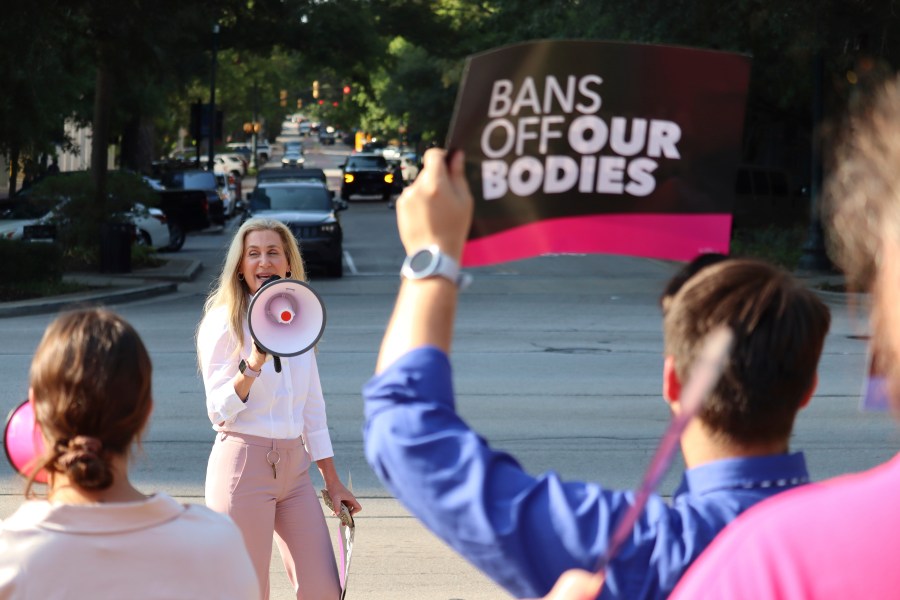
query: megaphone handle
[{"left": 274, "top": 356, "right": 282, "bottom": 373}]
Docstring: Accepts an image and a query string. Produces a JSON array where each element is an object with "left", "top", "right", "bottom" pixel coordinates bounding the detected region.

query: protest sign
[{"left": 446, "top": 40, "right": 751, "bottom": 267}]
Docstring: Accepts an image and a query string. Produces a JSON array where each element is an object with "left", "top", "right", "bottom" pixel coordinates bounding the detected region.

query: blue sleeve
[{"left": 364, "top": 347, "right": 655, "bottom": 598}]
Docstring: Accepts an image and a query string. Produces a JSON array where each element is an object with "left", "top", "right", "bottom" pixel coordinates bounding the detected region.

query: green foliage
[
  {"left": 28, "top": 171, "right": 157, "bottom": 262},
  {"left": 5, "top": 0, "right": 900, "bottom": 187},
  {"left": 0, "top": 240, "right": 63, "bottom": 284},
  {"left": 131, "top": 243, "right": 164, "bottom": 269},
  {"left": 730, "top": 224, "right": 808, "bottom": 270}
]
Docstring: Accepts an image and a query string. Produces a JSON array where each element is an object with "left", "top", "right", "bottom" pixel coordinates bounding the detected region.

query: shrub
[
  {"left": 28, "top": 171, "right": 158, "bottom": 263},
  {"left": 0, "top": 239, "right": 63, "bottom": 283}
]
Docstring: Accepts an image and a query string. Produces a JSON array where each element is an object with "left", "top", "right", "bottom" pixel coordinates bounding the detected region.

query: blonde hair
[{"left": 200, "top": 218, "right": 307, "bottom": 353}]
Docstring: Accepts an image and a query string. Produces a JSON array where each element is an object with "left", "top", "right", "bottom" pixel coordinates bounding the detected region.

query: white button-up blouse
[{"left": 197, "top": 305, "right": 334, "bottom": 461}]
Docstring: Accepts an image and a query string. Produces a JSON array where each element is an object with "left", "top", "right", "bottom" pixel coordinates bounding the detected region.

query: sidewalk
[{"left": 0, "top": 257, "right": 199, "bottom": 318}]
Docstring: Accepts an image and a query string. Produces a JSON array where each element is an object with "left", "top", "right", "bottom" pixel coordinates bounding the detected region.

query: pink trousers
[{"left": 205, "top": 431, "right": 340, "bottom": 600}]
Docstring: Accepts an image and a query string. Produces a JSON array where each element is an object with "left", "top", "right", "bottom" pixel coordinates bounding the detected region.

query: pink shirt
[
  {"left": 0, "top": 493, "right": 259, "bottom": 599},
  {"left": 671, "top": 452, "right": 900, "bottom": 599}
]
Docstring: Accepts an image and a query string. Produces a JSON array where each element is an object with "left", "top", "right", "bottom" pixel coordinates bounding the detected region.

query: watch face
[{"left": 408, "top": 248, "right": 437, "bottom": 274}]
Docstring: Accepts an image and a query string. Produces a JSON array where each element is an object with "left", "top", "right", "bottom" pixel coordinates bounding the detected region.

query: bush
[
  {"left": 730, "top": 224, "right": 807, "bottom": 270},
  {"left": 0, "top": 239, "right": 63, "bottom": 283},
  {"left": 28, "top": 171, "right": 158, "bottom": 263}
]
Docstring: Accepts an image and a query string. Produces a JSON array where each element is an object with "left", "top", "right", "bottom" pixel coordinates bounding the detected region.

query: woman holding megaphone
[
  {"left": 0, "top": 308, "right": 258, "bottom": 598},
  {"left": 197, "top": 218, "right": 360, "bottom": 600}
]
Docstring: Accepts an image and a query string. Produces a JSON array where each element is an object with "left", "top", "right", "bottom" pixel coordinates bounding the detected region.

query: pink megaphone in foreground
[{"left": 4, "top": 400, "right": 47, "bottom": 483}]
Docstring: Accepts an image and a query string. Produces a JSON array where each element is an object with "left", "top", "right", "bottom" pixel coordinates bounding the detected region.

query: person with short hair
[
  {"left": 0, "top": 308, "right": 259, "bottom": 599},
  {"left": 670, "top": 75, "right": 900, "bottom": 600},
  {"left": 362, "top": 149, "right": 831, "bottom": 599},
  {"left": 197, "top": 217, "right": 360, "bottom": 600}
]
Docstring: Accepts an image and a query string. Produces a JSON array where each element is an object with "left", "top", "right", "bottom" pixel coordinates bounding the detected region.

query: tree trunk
[
  {"left": 8, "top": 146, "right": 19, "bottom": 198},
  {"left": 121, "top": 115, "right": 156, "bottom": 175},
  {"left": 91, "top": 45, "right": 113, "bottom": 211}
]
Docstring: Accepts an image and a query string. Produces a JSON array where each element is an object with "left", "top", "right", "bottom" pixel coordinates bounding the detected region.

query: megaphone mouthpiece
[
  {"left": 268, "top": 294, "right": 296, "bottom": 325},
  {"left": 247, "top": 279, "right": 326, "bottom": 359}
]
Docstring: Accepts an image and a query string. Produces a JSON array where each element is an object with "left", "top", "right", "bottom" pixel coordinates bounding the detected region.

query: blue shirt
[{"left": 363, "top": 347, "right": 810, "bottom": 599}]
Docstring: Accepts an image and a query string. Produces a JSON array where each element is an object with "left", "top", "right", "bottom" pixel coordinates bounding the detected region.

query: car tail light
[{"left": 228, "top": 174, "right": 236, "bottom": 186}]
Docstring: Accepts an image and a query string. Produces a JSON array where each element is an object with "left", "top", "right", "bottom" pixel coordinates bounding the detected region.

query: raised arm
[{"left": 375, "top": 148, "right": 473, "bottom": 373}]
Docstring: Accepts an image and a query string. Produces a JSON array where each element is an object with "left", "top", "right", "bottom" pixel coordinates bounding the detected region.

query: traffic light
[
  {"left": 312, "top": 80, "right": 319, "bottom": 99},
  {"left": 343, "top": 85, "right": 351, "bottom": 95},
  {"left": 297, "top": 99, "right": 303, "bottom": 109},
  {"left": 318, "top": 99, "right": 324, "bottom": 105},
  {"left": 279, "top": 89, "right": 287, "bottom": 107},
  {"left": 332, "top": 101, "right": 339, "bottom": 107}
]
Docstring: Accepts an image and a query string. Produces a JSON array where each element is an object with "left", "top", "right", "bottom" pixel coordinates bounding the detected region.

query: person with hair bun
[{"left": 0, "top": 308, "right": 259, "bottom": 599}]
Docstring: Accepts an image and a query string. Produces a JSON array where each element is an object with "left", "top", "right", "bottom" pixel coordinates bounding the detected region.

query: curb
[
  {"left": 0, "top": 258, "right": 200, "bottom": 319},
  {"left": 0, "top": 282, "right": 178, "bottom": 318}
]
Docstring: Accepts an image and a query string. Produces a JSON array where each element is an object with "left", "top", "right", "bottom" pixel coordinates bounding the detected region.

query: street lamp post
[
  {"left": 251, "top": 80, "right": 259, "bottom": 170},
  {"left": 208, "top": 24, "right": 219, "bottom": 172}
]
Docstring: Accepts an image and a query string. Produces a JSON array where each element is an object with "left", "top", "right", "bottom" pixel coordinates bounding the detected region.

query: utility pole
[
  {"left": 208, "top": 23, "right": 219, "bottom": 172},
  {"left": 251, "top": 79, "right": 259, "bottom": 170}
]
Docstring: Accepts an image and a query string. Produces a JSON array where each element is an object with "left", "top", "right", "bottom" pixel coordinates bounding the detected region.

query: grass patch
[
  {"left": 0, "top": 280, "right": 97, "bottom": 302},
  {"left": 730, "top": 224, "right": 808, "bottom": 270}
]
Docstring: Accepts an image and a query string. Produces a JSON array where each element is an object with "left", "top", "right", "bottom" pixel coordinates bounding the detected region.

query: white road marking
[{"left": 343, "top": 250, "right": 358, "bottom": 275}]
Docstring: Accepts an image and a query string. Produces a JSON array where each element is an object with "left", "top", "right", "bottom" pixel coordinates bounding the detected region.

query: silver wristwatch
[{"left": 401, "top": 245, "right": 470, "bottom": 288}]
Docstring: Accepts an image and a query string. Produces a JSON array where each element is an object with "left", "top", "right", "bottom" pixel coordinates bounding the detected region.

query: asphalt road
[{"left": 0, "top": 138, "right": 895, "bottom": 599}]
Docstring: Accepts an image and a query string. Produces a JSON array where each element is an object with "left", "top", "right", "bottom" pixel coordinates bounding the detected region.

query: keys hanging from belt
[{"left": 266, "top": 442, "right": 281, "bottom": 479}]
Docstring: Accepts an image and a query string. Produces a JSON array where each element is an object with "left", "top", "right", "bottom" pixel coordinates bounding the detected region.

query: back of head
[
  {"left": 28, "top": 308, "right": 152, "bottom": 492},
  {"left": 663, "top": 259, "right": 831, "bottom": 446},
  {"left": 660, "top": 253, "right": 729, "bottom": 313}
]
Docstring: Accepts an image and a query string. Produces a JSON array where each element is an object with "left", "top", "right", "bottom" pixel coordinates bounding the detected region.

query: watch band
[
  {"left": 239, "top": 359, "right": 261, "bottom": 378},
  {"left": 401, "top": 245, "right": 471, "bottom": 289}
]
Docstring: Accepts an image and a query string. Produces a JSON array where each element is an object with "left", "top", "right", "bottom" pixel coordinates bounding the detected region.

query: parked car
[
  {"left": 0, "top": 198, "right": 52, "bottom": 240},
  {"left": 227, "top": 141, "right": 270, "bottom": 164},
  {"left": 1, "top": 196, "right": 172, "bottom": 251},
  {"left": 340, "top": 152, "right": 395, "bottom": 201},
  {"left": 161, "top": 170, "right": 225, "bottom": 225},
  {"left": 131, "top": 203, "right": 171, "bottom": 249},
  {"left": 215, "top": 153, "right": 246, "bottom": 177},
  {"left": 156, "top": 189, "right": 212, "bottom": 250},
  {"left": 245, "top": 180, "right": 347, "bottom": 277}
]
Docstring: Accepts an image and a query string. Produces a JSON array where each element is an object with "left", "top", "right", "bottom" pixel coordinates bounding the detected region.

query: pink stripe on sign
[{"left": 462, "top": 213, "right": 732, "bottom": 267}]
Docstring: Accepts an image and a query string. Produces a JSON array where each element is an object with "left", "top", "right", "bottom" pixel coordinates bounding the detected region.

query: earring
[
  {"left": 286, "top": 270, "right": 292, "bottom": 278},
  {"left": 237, "top": 273, "right": 244, "bottom": 281}
]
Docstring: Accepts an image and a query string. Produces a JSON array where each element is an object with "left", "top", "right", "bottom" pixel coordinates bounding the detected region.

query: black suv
[
  {"left": 245, "top": 180, "right": 347, "bottom": 277},
  {"left": 341, "top": 152, "right": 395, "bottom": 201}
]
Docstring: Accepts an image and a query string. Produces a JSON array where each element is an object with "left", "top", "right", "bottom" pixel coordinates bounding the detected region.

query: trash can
[{"left": 100, "top": 222, "right": 133, "bottom": 274}]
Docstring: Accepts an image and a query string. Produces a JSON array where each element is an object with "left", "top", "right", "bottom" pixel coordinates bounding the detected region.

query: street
[{"left": 0, "top": 139, "right": 897, "bottom": 599}]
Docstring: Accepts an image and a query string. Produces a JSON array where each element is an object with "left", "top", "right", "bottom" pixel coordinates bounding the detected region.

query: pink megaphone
[{"left": 4, "top": 400, "right": 47, "bottom": 483}]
